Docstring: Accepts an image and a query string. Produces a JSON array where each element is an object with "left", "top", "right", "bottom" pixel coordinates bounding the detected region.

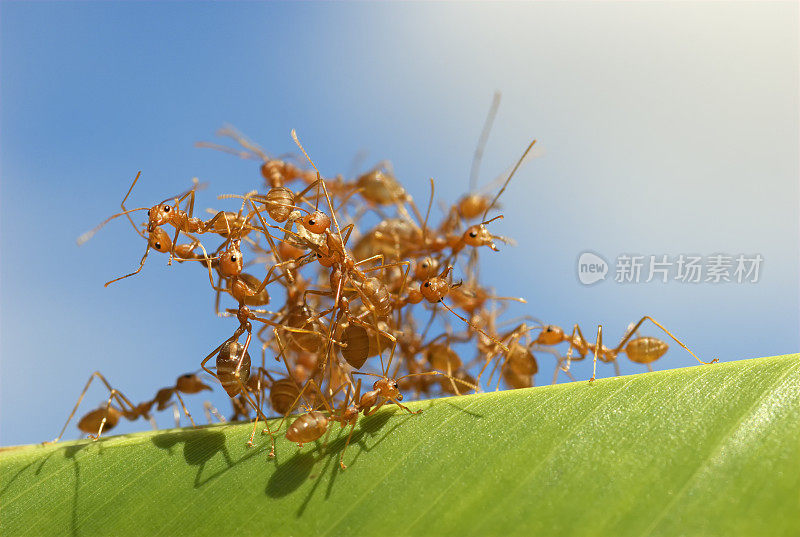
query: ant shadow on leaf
[
  {"left": 264, "top": 406, "right": 409, "bottom": 516},
  {"left": 443, "top": 399, "right": 485, "bottom": 419},
  {"left": 150, "top": 427, "right": 247, "bottom": 488}
]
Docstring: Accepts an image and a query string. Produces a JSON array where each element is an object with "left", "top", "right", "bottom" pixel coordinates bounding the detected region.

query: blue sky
[{"left": 1, "top": 1, "right": 798, "bottom": 446}]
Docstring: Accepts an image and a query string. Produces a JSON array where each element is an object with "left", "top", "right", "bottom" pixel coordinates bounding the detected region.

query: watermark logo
[
  {"left": 577, "top": 251, "right": 609, "bottom": 285},
  {"left": 577, "top": 252, "right": 763, "bottom": 285}
]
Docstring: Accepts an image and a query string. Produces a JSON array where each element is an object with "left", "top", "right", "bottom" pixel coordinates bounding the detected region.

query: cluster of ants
[{"left": 51, "top": 96, "right": 716, "bottom": 468}]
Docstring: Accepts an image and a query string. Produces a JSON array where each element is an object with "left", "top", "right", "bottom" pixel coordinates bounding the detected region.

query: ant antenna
[
  {"left": 470, "top": 91, "right": 502, "bottom": 192},
  {"left": 291, "top": 129, "right": 345, "bottom": 246},
  {"left": 477, "top": 214, "right": 504, "bottom": 227},
  {"left": 422, "top": 178, "right": 435, "bottom": 243},
  {"left": 77, "top": 207, "right": 149, "bottom": 245},
  {"left": 482, "top": 139, "right": 536, "bottom": 221}
]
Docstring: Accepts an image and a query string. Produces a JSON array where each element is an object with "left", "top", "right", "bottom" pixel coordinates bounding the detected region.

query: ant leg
[
  {"left": 561, "top": 324, "right": 581, "bottom": 378},
  {"left": 49, "top": 372, "right": 126, "bottom": 443},
  {"left": 167, "top": 189, "right": 197, "bottom": 265},
  {"left": 89, "top": 390, "right": 114, "bottom": 441},
  {"left": 291, "top": 133, "right": 348, "bottom": 249},
  {"left": 252, "top": 316, "right": 343, "bottom": 352},
  {"left": 293, "top": 177, "right": 322, "bottom": 205},
  {"left": 91, "top": 389, "right": 125, "bottom": 440},
  {"left": 233, "top": 327, "right": 280, "bottom": 450},
  {"left": 204, "top": 402, "right": 226, "bottom": 423},
  {"left": 646, "top": 364, "right": 653, "bottom": 373},
  {"left": 440, "top": 300, "right": 509, "bottom": 353},
  {"left": 214, "top": 273, "right": 225, "bottom": 316},
  {"left": 120, "top": 171, "right": 146, "bottom": 239},
  {"left": 247, "top": 407, "right": 261, "bottom": 447},
  {"left": 590, "top": 325, "right": 603, "bottom": 382},
  {"left": 338, "top": 422, "right": 358, "bottom": 470},
  {"left": 173, "top": 392, "right": 197, "bottom": 428},
  {"left": 391, "top": 398, "right": 421, "bottom": 415},
  {"left": 105, "top": 244, "right": 151, "bottom": 287},
  {"left": 319, "top": 278, "right": 346, "bottom": 372},
  {"left": 614, "top": 316, "right": 717, "bottom": 365},
  {"left": 261, "top": 225, "right": 295, "bottom": 285},
  {"left": 349, "top": 283, "right": 396, "bottom": 374},
  {"left": 246, "top": 366, "right": 272, "bottom": 445},
  {"left": 200, "top": 338, "right": 232, "bottom": 385},
  {"left": 248, "top": 202, "right": 303, "bottom": 288},
  {"left": 168, "top": 403, "right": 181, "bottom": 427},
  {"left": 201, "top": 210, "right": 232, "bottom": 234},
  {"left": 265, "top": 378, "right": 332, "bottom": 449}
]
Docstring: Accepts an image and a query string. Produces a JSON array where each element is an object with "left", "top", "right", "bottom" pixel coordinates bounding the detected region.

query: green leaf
[{"left": 2, "top": 355, "right": 799, "bottom": 537}]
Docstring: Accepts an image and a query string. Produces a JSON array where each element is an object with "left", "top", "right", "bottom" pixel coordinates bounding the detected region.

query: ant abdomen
[
  {"left": 210, "top": 212, "right": 249, "bottom": 239},
  {"left": 356, "top": 168, "right": 406, "bottom": 205},
  {"left": 424, "top": 343, "right": 462, "bottom": 372},
  {"left": 359, "top": 277, "right": 392, "bottom": 318},
  {"left": 625, "top": 337, "right": 669, "bottom": 364},
  {"left": 270, "top": 378, "right": 301, "bottom": 415},
  {"left": 285, "top": 306, "right": 323, "bottom": 353},
  {"left": 457, "top": 194, "right": 491, "bottom": 220},
  {"left": 341, "top": 324, "right": 370, "bottom": 369},
  {"left": 285, "top": 411, "right": 329, "bottom": 447},
  {"left": 502, "top": 367, "right": 532, "bottom": 390},
  {"left": 262, "top": 187, "right": 295, "bottom": 223},
  {"left": 216, "top": 340, "right": 252, "bottom": 397},
  {"left": 78, "top": 406, "right": 122, "bottom": 435},
  {"left": 506, "top": 343, "right": 538, "bottom": 376},
  {"left": 230, "top": 273, "right": 270, "bottom": 306}
]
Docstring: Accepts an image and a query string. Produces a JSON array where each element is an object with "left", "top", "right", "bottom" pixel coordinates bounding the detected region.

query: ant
[
  {"left": 151, "top": 373, "right": 212, "bottom": 427},
  {"left": 536, "top": 316, "right": 717, "bottom": 382},
  {"left": 49, "top": 372, "right": 151, "bottom": 442},
  {"left": 404, "top": 265, "right": 509, "bottom": 354},
  {"left": 195, "top": 125, "right": 317, "bottom": 188}
]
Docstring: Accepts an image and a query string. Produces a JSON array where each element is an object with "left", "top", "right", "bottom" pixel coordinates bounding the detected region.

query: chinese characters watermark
[{"left": 577, "top": 252, "right": 762, "bottom": 285}]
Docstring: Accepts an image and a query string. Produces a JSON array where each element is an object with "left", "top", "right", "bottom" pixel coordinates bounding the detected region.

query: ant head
[
  {"left": 535, "top": 325, "right": 565, "bottom": 345},
  {"left": 463, "top": 224, "right": 498, "bottom": 251},
  {"left": 420, "top": 266, "right": 454, "bottom": 303},
  {"left": 219, "top": 241, "right": 243, "bottom": 277},
  {"left": 414, "top": 256, "right": 440, "bottom": 280},
  {"left": 301, "top": 211, "right": 331, "bottom": 234},
  {"left": 147, "top": 203, "right": 173, "bottom": 228},
  {"left": 176, "top": 373, "right": 212, "bottom": 394},
  {"left": 148, "top": 227, "right": 172, "bottom": 253},
  {"left": 315, "top": 245, "right": 336, "bottom": 268},
  {"left": 374, "top": 377, "right": 401, "bottom": 400},
  {"left": 457, "top": 193, "right": 491, "bottom": 220}
]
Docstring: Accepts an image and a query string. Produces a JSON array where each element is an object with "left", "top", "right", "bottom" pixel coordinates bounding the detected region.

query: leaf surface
[{"left": 2, "top": 355, "right": 799, "bottom": 537}]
